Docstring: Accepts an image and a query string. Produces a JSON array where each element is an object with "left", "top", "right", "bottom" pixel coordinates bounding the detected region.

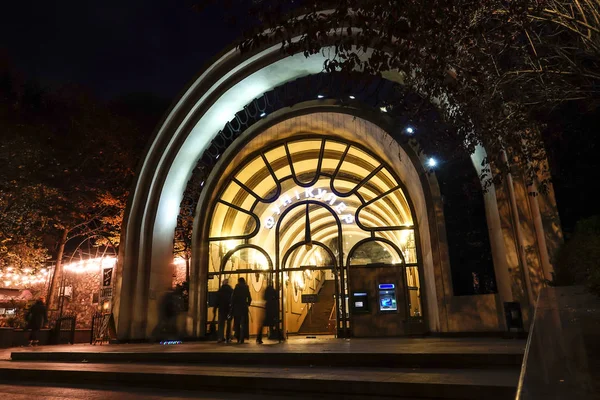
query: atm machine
[{"left": 377, "top": 283, "right": 398, "bottom": 312}]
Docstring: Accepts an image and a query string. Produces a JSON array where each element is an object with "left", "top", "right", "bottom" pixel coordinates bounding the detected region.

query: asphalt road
[{"left": 0, "top": 383, "right": 309, "bottom": 400}]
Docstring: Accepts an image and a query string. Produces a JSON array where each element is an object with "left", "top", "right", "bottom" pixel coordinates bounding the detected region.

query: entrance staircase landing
[
  {"left": 1, "top": 337, "right": 525, "bottom": 399},
  {"left": 298, "top": 280, "right": 336, "bottom": 334}
]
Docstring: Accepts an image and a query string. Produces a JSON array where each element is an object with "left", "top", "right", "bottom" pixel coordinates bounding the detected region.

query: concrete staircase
[
  {"left": 298, "top": 280, "right": 336, "bottom": 334},
  {"left": 0, "top": 338, "right": 525, "bottom": 399}
]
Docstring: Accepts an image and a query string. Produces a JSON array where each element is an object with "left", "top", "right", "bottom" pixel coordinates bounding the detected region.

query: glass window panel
[
  {"left": 209, "top": 202, "right": 257, "bottom": 238},
  {"left": 406, "top": 266, "right": 423, "bottom": 317},
  {"left": 333, "top": 158, "right": 374, "bottom": 194},
  {"left": 357, "top": 188, "right": 413, "bottom": 229},
  {"left": 288, "top": 140, "right": 322, "bottom": 184},
  {"left": 324, "top": 140, "right": 347, "bottom": 153},
  {"left": 284, "top": 245, "right": 335, "bottom": 270},
  {"left": 381, "top": 167, "right": 399, "bottom": 187},
  {"left": 221, "top": 180, "right": 244, "bottom": 206},
  {"left": 235, "top": 156, "right": 265, "bottom": 186},
  {"left": 349, "top": 240, "right": 402, "bottom": 265},
  {"left": 264, "top": 146, "right": 291, "bottom": 181},
  {"left": 401, "top": 230, "right": 418, "bottom": 263},
  {"left": 321, "top": 157, "right": 341, "bottom": 175},
  {"left": 356, "top": 185, "right": 378, "bottom": 203},
  {"left": 347, "top": 146, "right": 379, "bottom": 170},
  {"left": 224, "top": 247, "right": 272, "bottom": 271},
  {"left": 291, "top": 159, "right": 323, "bottom": 183}
]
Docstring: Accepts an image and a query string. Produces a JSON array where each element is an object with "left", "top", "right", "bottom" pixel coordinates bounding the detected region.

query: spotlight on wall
[{"left": 428, "top": 157, "right": 437, "bottom": 167}]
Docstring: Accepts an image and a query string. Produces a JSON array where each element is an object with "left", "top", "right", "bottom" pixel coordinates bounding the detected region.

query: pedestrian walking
[
  {"left": 231, "top": 277, "right": 251, "bottom": 344},
  {"left": 214, "top": 278, "right": 233, "bottom": 343},
  {"left": 256, "top": 282, "right": 278, "bottom": 344},
  {"left": 25, "top": 298, "right": 47, "bottom": 346}
]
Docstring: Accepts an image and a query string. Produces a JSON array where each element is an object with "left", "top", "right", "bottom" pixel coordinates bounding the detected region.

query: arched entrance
[
  {"left": 204, "top": 134, "right": 424, "bottom": 338},
  {"left": 113, "top": 17, "right": 560, "bottom": 340}
]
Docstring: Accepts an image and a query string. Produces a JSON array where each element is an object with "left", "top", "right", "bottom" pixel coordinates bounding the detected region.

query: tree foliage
[
  {"left": 0, "top": 61, "right": 149, "bottom": 277},
  {"left": 554, "top": 215, "right": 600, "bottom": 295},
  {"left": 199, "top": 0, "right": 599, "bottom": 189}
]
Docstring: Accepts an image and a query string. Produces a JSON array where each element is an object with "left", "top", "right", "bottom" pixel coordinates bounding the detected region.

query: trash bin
[{"left": 503, "top": 302, "right": 524, "bottom": 332}]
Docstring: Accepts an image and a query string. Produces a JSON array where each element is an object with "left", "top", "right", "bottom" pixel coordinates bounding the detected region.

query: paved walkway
[{"left": 5, "top": 336, "right": 526, "bottom": 358}]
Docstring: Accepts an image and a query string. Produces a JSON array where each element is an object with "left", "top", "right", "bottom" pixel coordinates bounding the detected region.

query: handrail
[{"left": 328, "top": 302, "right": 336, "bottom": 322}]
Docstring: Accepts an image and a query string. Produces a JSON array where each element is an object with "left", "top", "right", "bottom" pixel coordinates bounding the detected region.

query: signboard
[
  {"left": 102, "top": 267, "right": 114, "bottom": 287},
  {"left": 301, "top": 294, "right": 319, "bottom": 303},
  {"left": 263, "top": 186, "right": 354, "bottom": 229},
  {"left": 93, "top": 313, "right": 115, "bottom": 344}
]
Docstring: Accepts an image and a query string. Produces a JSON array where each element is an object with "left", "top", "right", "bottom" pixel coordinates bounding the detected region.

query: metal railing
[{"left": 53, "top": 315, "right": 76, "bottom": 345}]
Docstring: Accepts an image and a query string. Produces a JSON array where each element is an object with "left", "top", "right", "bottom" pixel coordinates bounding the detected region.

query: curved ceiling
[{"left": 208, "top": 136, "right": 416, "bottom": 271}]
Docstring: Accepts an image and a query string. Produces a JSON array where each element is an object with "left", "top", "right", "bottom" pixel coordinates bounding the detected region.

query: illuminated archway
[{"left": 115, "top": 14, "right": 560, "bottom": 339}]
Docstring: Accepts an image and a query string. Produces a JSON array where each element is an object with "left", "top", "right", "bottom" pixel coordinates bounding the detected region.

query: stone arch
[{"left": 114, "top": 30, "right": 529, "bottom": 340}]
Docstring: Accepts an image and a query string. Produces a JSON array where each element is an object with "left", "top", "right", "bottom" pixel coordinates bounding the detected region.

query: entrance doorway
[{"left": 204, "top": 136, "right": 425, "bottom": 339}]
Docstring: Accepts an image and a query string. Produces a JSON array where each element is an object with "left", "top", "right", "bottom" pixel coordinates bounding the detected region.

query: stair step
[
  {"left": 10, "top": 349, "right": 523, "bottom": 369},
  {"left": 0, "top": 362, "right": 519, "bottom": 400}
]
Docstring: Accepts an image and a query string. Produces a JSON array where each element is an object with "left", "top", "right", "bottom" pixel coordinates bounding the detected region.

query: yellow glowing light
[
  {"left": 254, "top": 252, "right": 268, "bottom": 270},
  {"left": 293, "top": 271, "right": 305, "bottom": 290},
  {"left": 173, "top": 257, "right": 186, "bottom": 265},
  {"left": 63, "top": 257, "right": 116, "bottom": 274},
  {"left": 399, "top": 230, "right": 412, "bottom": 246},
  {"left": 225, "top": 240, "right": 237, "bottom": 251}
]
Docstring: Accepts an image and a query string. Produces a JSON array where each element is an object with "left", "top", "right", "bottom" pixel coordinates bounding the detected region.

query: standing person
[
  {"left": 214, "top": 278, "right": 233, "bottom": 343},
  {"left": 231, "top": 277, "right": 251, "bottom": 344},
  {"left": 256, "top": 281, "right": 278, "bottom": 344},
  {"left": 26, "top": 298, "right": 47, "bottom": 346},
  {"left": 151, "top": 289, "right": 180, "bottom": 342}
]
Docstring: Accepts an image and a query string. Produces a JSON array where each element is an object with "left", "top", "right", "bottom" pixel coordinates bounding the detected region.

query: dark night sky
[
  {"left": 1, "top": 2, "right": 598, "bottom": 231},
  {"left": 1, "top": 1, "right": 240, "bottom": 100}
]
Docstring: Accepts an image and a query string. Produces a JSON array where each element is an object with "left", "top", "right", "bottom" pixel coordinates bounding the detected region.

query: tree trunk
[
  {"left": 185, "top": 253, "right": 190, "bottom": 283},
  {"left": 47, "top": 228, "right": 69, "bottom": 311}
]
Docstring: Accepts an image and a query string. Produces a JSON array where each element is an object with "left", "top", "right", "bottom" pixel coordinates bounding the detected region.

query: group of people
[{"left": 214, "top": 277, "right": 278, "bottom": 344}]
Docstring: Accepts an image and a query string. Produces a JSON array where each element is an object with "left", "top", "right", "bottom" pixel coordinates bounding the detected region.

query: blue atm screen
[{"left": 378, "top": 284, "right": 397, "bottom": 312}]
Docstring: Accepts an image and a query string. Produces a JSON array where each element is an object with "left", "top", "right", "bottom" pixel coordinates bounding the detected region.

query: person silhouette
[
  {"left": 231, "top": 277, "right": 251, "bottom": 344},
  {"left": 214, "top": 278, "right": 233, "bottom": 343},
  {"left": 256, "top": 282, "right": 278, "bottom": 344},
  {"left": 25, "top": 298, "right": 47, "bottom": 346}
]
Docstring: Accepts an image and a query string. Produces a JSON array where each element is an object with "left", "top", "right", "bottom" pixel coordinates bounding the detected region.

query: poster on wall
[{"left": 102, "top": 267, "right": 113, "bottom": 287}]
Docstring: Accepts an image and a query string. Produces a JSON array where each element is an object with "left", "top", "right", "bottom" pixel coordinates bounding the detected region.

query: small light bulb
[
  {"left": 428, "top": 158, "right": 437, "bottom": 167},
  {"left": 349, "top": 95, "right": 355, "bottom": 99},
  {"left": 317, "top": 95, "right": 325, "bottom": 99},
  {"left": 260, "top": 112, "right": 266, "bottom": 117},
  {"left": 405, "top": 127, "right": 414, "bottom": 134}
]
